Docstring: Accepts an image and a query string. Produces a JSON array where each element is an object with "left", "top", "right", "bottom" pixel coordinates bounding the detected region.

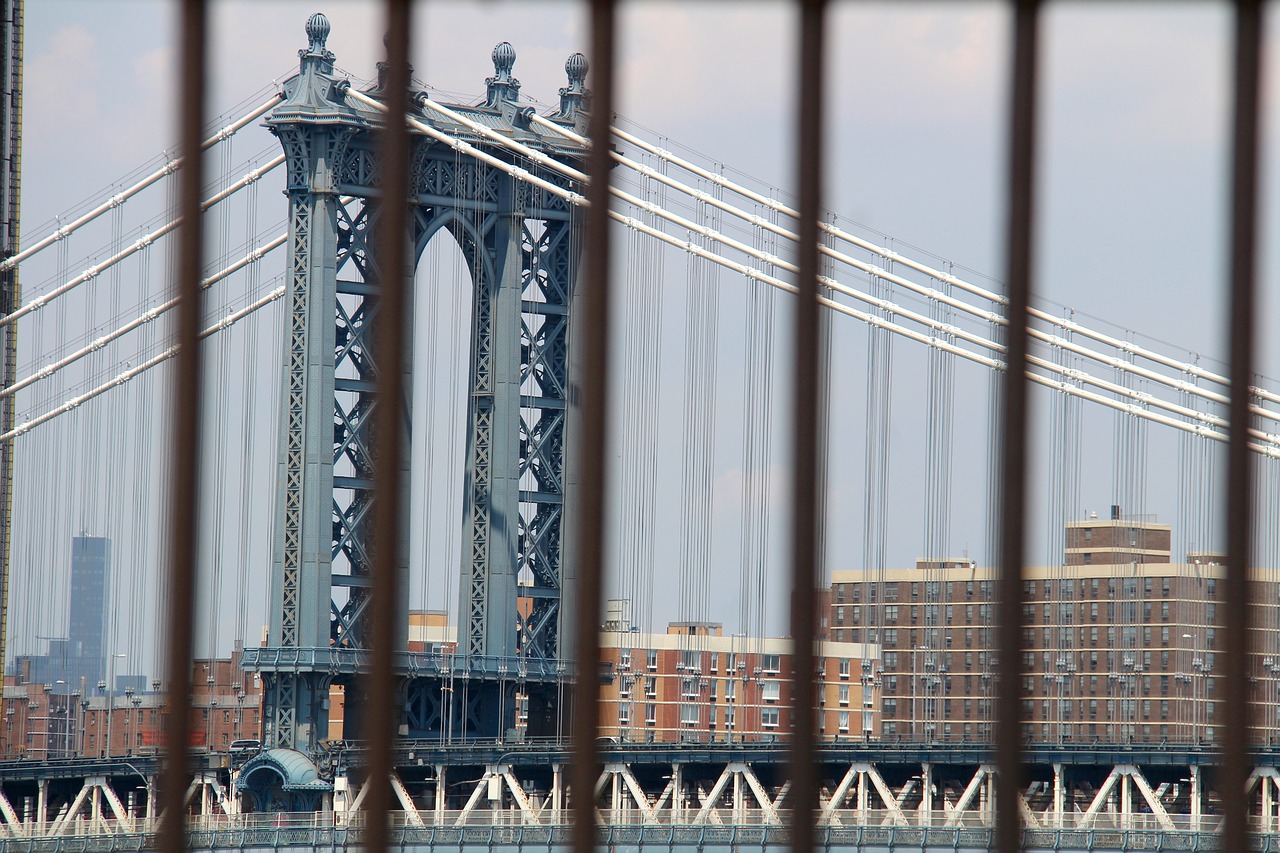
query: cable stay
[{"left": 1, "top": 93, "right": 282, "bottom": 273}]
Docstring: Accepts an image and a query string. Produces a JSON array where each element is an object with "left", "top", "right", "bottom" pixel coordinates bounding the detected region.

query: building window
[
  {"left": 620, "top": 677, "right": 632, "bottom": 698},
  {"left": 645, "top": 677, "right": 656, "bottom": 698},
  {"left": 647, "top": 649, "right": 658, "bottom": 670},
  {"left": 839, "top": 659, "right": 851, "bottom": 680},
  {"left": 619, "top": 648, "right": 632, "bottom": 669},
  {"left": 680, "top": 650, "right": 700, "bottom": 672},
  {"left": 619, "top": 703, "right": 630, "bottom": 725},
  {"left": 761, "top": 654, "right": 780, "bottom": 674},
  {"left": 838, "top": 711, "right": 850, "bottom": 733},
  {"left": 724, "top": 679, "right": 736, "bottom": 700},
  {"left": 725, "top": 706, "right": 735, "bottom": 728},
  {"left": 645, "top": 703, "right": 656, "bottom": 725},
  {"left": 680, "top": 704, "right": 699, "bottom": 726},
  {"left": 761, "top": 680, "right": 781, "bottom": 702},
  {"left": 838, "top": 684, "right": 850, "bottom": 706},
  {"left": 761, "top": 708, "right": 780, "bottom": 729},
  {"left": 682, "top": 678, "right": 699, "bottom": 699}
]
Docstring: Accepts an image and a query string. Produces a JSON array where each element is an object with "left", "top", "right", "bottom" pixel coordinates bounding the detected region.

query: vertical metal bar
[
  {"left": 159, "top": 1, "right": 205, "bottom": 851},
  {"left": 790, "top": 0, "right": 826, "bottom": 851},
  {"left": 1222, "top": 1, "right": 1262, "bottom": 850},
  {"left": 571, "top": 1, "right": 614, "bottom": 851},
  {"left": 368, "top": 2, "right": 413, "bottom": 853},
  {"left": 996, "top": 2, "right": 1039, "bottom": 852}
]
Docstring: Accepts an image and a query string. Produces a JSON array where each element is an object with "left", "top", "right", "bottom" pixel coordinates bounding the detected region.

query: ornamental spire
[{"left": 485, "top": 42, "right": 521, "bottom": 107}]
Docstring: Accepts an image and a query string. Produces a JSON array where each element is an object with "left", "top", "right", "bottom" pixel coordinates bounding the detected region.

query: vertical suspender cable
[
  {"left": 789, "top": 0, "right": 825, "bottom": 850},
  {"left": 1223, "top": 0, "right": 1262, "bottom": 848},
  {"left": 572, "top": 0, "right": 614, "bottom": 848},
  {"left": 996, "top": 2, "right": 1039, "bottom": 852},
  {"left": 159, "top": 0, "right": 205, "bottom": 850},
  {"left": 367, "top": 3, "right": 412, "bottom": 852}
]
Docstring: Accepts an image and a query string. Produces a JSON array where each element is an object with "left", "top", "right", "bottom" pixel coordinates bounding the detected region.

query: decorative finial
[
  {"left": 558, "top": 52, "right": 591, "bottom": 120},
  {"left": 492, "top": 42, "right": 517, "bottom": 79},
  {"left": 485, "top": 42, "right": 521, "bottom": 107},
  {"left": 305, "top": 13, "right": 331, "bottom": 54},
  {"left": 565, "top": 53, "right": 588, "bottom": 86}
]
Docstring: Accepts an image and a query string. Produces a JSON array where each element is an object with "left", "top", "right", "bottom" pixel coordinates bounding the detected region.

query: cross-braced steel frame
[{"left": 253, "top": 15, "right": 587, "bottom": 753}]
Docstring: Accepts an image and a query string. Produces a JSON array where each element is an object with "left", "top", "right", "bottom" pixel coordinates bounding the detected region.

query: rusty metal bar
[
  {"left": 367, "top": 2, "right": 414, "bottom": 853},
  {"left": 996, "top": 1, "right": 1039, "bottom": 852},
  {"left": 789, "top": 0, "right": 826, "bottom": 850},
  {"left": 570, "top": 0, "right": 614, "bottom": 850},
  {"left": 159, "top": 1, "right": 206, "bottom": 851},
  {"left": 1222, "top": 1, "right": 1263, "bottom": 849}
]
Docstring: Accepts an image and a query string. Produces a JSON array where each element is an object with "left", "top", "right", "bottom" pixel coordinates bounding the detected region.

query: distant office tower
[{"left": 68, "top": 536, "right": 110, "bottom": 693}]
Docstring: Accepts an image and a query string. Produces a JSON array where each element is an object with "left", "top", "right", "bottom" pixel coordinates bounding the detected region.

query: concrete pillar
[
  {"left": 145, "top": 776, "right": 155, "bottom": 821},
  {"left": 921, "top": 763, "right": 933, "bottom": 826},
  {"left": 1120, "top": 774, "right": 1132, "bottom": 829},
  {"left": 610, "top": 771, "right": 621, "bottom": 824},
  {"left": 1263, "top": 777, "right": 1274, "bottom": 833},
  {"left": 1190, "top": 765, "right": 1201, "bottom": 831},
  {"left": 1052, "top": 764, "right": 1064, "bottom": 828},
  {"left": 857, "top": 771, "right": 869, "bottom": 823},
  {"left": 672, "top": 764, "right": 683, "bottom": 822},
  {"left": 90, "top": 786, "right": 102, "bottom": 831},
  {"left": 435, "top": 766, "right": 447, "bottom": 825},
  {"left": 732, "top": 771, "right": 743, "bottom": 824},
  {"left": 36, "top": 779, "right": 47, "bottom": 831},
  {"left": 201, "top": 780, "right": 211, "bottom": 817},
  {"left": 550, "top": 765, "right": 562, "bottom": 824}
]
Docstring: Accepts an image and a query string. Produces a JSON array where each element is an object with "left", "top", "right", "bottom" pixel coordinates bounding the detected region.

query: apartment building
[
  {"left": 598, "top": 612, "right": 881, "bottom": 743},
  {"left": 830, "top": 515, "right": 1280, "bottom": 745}
]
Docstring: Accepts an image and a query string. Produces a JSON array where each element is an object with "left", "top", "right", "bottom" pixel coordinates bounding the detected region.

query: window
[
  {"left": 645, "top": 677, "right": 656, "bottom": 698},
  {"left": 619, "top": 648, "right": 632, "bottom": 669},
  {"left": 680, "top": 704, "right": 698, "bottom": 726},
  {"left": 682, "top": 678, "right": 699, "bottom": 699},
  {"left": 885, "top": 605, "right": 898, "bottom": 624},
  {"left": 838, "top": 684, "right": 850, "bottom": 706},
  {"left": 647, "top": 649, "right": 657, "bottom": 670},
  {"left": 620, "top": 677, "right": 632, "bottom": 698},
  {"left": 681, "top": 650, "right": 700, "bottom": 672},
  {"left": 619, "top": 703, "right": 630, "bottom": 725},
  {"left": 761, "top": 708, "right": 780, "bottom": 729},
  {"left": 838, "top": 711, "right": 850, "bottom": 733},
  {"left": 761, "top": 680, "right": 781, "bottom": 702},
  {"left": 836, "top": 606, "right": 845, "bottom": 625},
  {"left": 839, "top": 659, "right": 851, "bottom": 679},
  {"left": 1083, "top": 528, "right": 1093, "bottom": 541},
  {"left": 761, "top": 654, "right": 780, "bottom": 674},
  {"left": 725, "top": 706, "right": 735, "bottom": 728},
  {"left": 724, "top": 679, "right": 736, "bottom": 700},
  {"left": 645, "top": 703, "right": 656, "bottom": 725}
]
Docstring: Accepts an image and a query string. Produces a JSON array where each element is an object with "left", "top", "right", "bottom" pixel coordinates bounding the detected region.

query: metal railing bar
[
  {"left": 571, "top": 1, "right": 615, "bottom": 851},
  {"left": 159, "top": 1, "right": 206, "bottom": 853},
  {"left": 1222, "top": 1, "right": 1263, "bottom": 851},
  {"left": 367, "top": 4, "right": 415, "bottom": 853},
  {"left": 996, "top": 1, "right": 1040, "bottom": 852},
  {"left": 789, "top": 1, "right": 826, "bottom": 852}
]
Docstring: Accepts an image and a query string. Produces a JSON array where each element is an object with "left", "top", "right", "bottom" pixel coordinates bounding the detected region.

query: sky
[{"left": 8, "top": 1, "right": 1280, "bottom": 678}]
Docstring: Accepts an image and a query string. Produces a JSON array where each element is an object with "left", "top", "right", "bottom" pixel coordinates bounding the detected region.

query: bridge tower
[{"left": 251, "top": 15, "right": 588, "bottom": 754}]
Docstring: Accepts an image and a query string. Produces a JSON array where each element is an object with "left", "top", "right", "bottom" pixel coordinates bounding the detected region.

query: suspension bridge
[{"left": 0, "top": 8, "right": 1279, "bottom": 851}]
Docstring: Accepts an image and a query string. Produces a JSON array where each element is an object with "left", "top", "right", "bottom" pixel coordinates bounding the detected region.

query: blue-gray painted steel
[{"left": 255, "top": 15, "right": 588, "bottom": 753}]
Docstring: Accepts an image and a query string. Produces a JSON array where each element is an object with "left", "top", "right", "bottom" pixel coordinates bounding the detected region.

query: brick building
[
  {"left": 829, "top": 514, "right": 1280, "bottom": 746},
  {"left": 0, "top": 648, "right": 262, "bottom": 760},
  {"left": 598, "top": 612, "right": 882, "bottom": 743}
]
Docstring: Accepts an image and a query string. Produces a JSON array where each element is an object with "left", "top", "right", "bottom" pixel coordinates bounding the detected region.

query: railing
[{"left": 8, "top": 819, "right": 1280, "bottom": 853}]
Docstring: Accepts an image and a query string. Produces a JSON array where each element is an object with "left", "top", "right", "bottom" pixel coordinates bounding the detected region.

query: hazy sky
[{"left": 9, "top": 1, "right": 1280, "bottom": 673}]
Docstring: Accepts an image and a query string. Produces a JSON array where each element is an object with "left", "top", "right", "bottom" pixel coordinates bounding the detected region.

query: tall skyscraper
[{"left": 68, "top": 535, "right": 110, "bottom": 692}]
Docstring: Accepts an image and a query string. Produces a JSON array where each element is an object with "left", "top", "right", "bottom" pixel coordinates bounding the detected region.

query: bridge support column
[
  {"left": 1052, "top": 763, "right": 1064, "bottom": 827},
  {"left": 920, "top": 763, "right": 933, "bottom": 825},
  {"left": 1259, "top": 768, "right": 1269, "bottom": 829},
  {"left": 671, "top": 764, "right": 683, "bottom": 821},
  {"left": 550, "top": 765, "right": 562, "bottom": 823},
  {"left": 1190, "top": 764, "right": 1201, "bottom": 831},
  {"left": 435, "top": 765, "right": 446, "bottom": 824},
  {"left": 1120, "top": 772, "right": 1132, "bottom": 828},
  {"left": 35, "top": 779, "right": 46, "bottom": 834}
]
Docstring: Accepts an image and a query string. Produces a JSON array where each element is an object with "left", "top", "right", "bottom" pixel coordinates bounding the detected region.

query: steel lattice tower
[{"left": 249, "top": 15, "right": 588, "bottom": 753}]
